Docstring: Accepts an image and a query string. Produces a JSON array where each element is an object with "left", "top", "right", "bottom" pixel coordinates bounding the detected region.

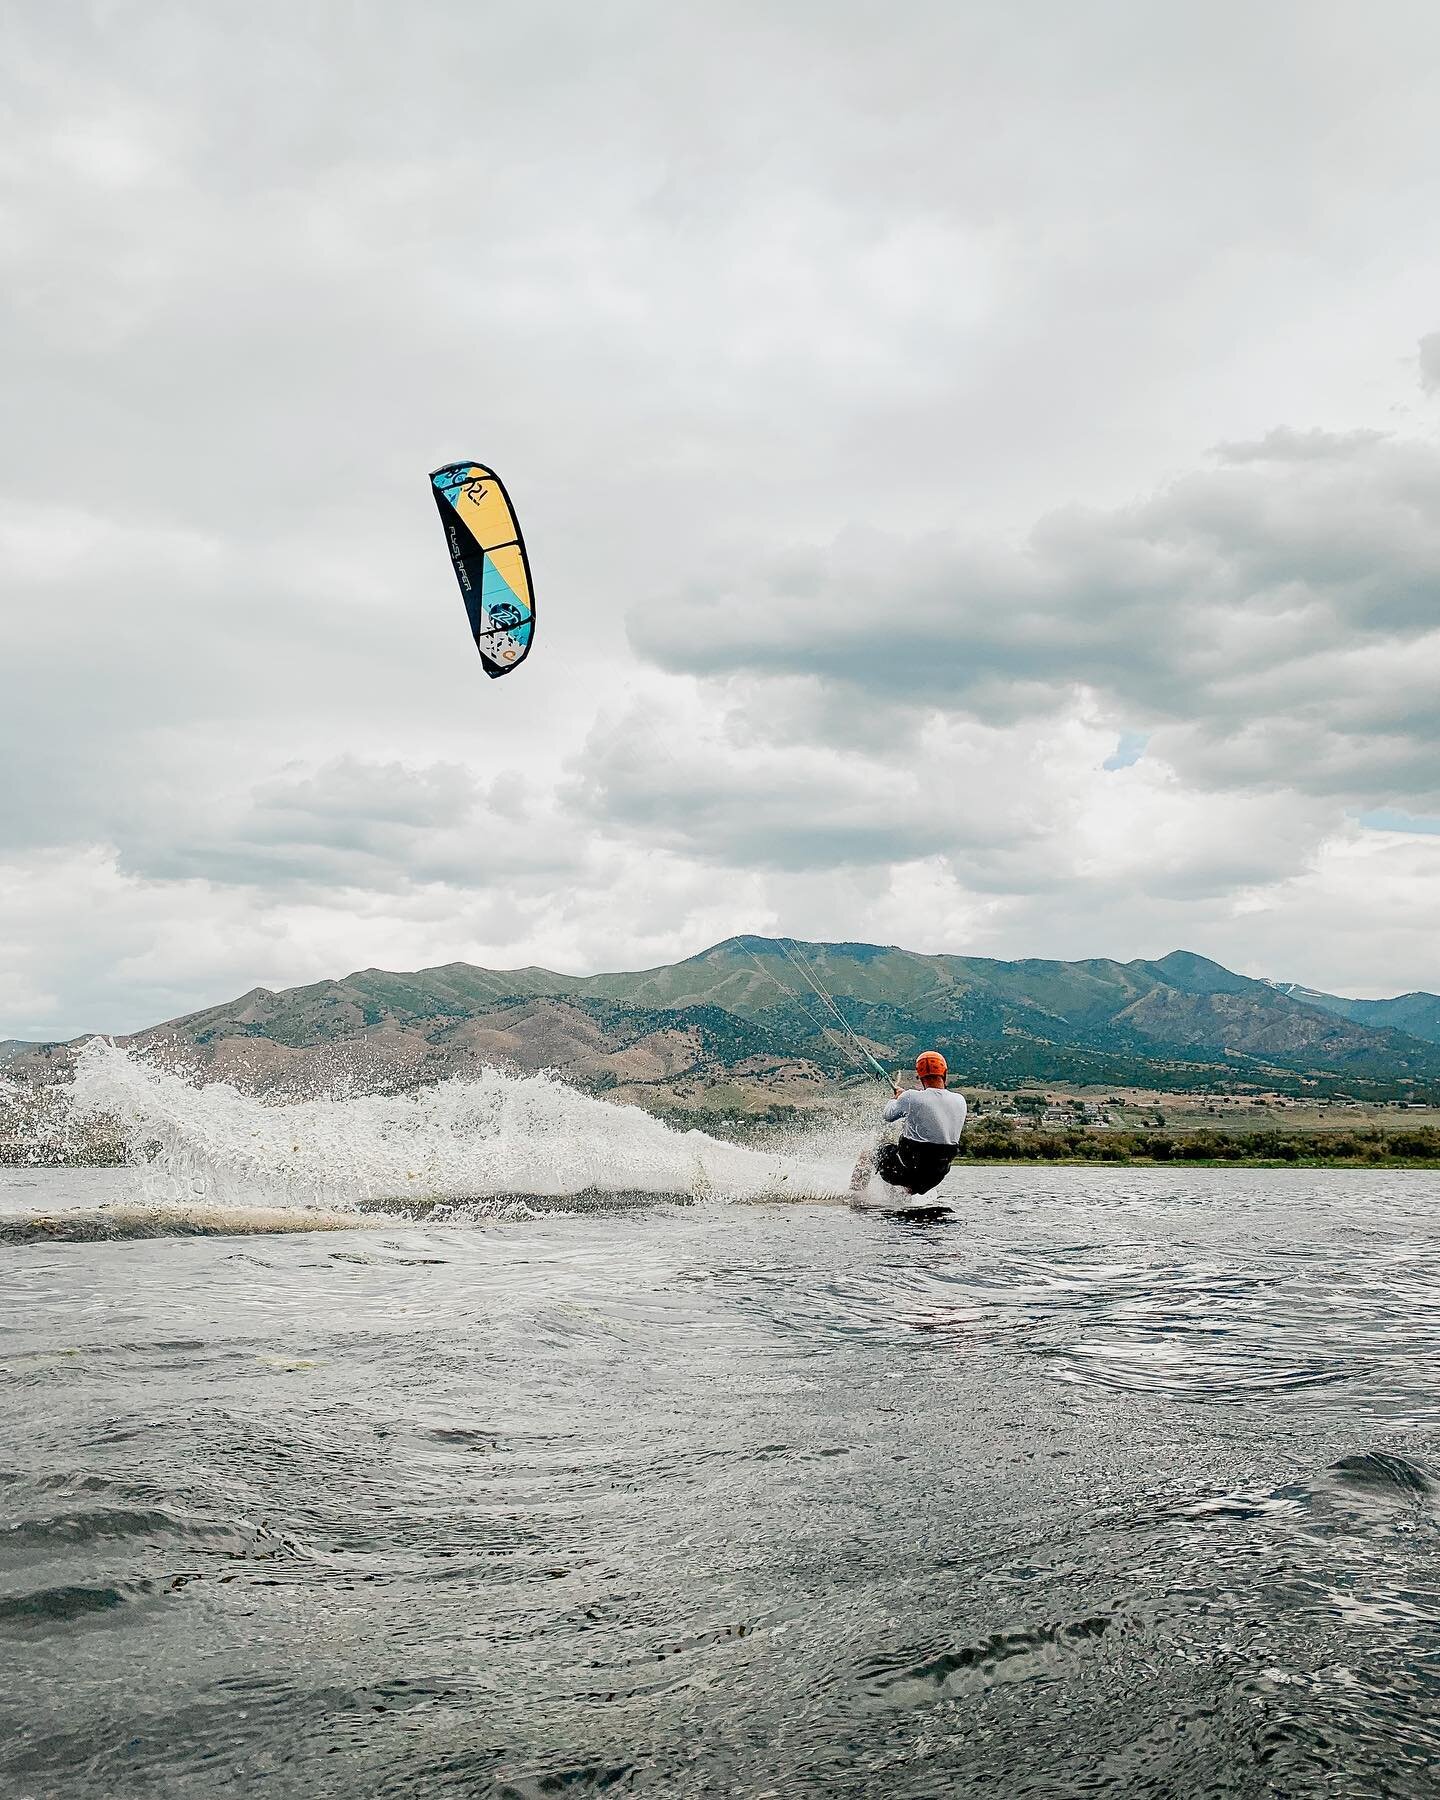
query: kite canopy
[{"left": 429, "top": 462, "right": 535, "bottom": 678}]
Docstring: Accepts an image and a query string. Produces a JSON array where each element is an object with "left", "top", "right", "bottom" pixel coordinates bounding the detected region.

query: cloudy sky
[{"left": 4, "top": 0, "right": 1439, "bottom": 1038}]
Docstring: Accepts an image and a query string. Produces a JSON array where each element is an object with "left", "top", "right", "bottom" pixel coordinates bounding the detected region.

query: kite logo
[{"left": 447, "top": 523, "right": 472, "bottom": 591}]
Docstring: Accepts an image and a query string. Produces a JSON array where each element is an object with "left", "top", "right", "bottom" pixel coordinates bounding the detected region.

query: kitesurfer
[{"left": 851, "top": 1051, "right": 967, "bottom": 1197}]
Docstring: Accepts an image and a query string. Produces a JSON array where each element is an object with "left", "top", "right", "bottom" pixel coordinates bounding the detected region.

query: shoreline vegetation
[
  {"left": 949, "top": 1121, "right": 1440, "bottom": 1168},
  {"left": 5, "top": 1120, "right": 1438, "bottom": 1173}
]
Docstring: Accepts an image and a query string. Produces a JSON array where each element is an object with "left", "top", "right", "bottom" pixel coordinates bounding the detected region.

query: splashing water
[{"left": 67, "top": 1041, "right": 856, "bottom": 1219}]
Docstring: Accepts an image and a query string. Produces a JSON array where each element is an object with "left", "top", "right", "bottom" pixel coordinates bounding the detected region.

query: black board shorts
[{"left": 874, "top": 1138, "right": 957, "bottom": 1197}]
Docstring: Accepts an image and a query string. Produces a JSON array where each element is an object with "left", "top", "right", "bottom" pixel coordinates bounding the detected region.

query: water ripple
[{"left": 1, "top": 1163, "right": 1436, "bottom": 1796}]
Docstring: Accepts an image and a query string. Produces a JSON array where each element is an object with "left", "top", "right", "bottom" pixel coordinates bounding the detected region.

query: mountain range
[
  {"left": 6, "top": 939, "right": 1439, "bottom": 1112},
  {"left": 1262, "top": 981, "right": 1440, "bottom": 1047}
]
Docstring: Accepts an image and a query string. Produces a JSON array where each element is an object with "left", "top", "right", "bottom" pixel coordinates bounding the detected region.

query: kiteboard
[
  {"left": 858, "top": 1192, "right": 954, "bottom": 1222},
  {"left": 850, "top": 1166, "right": 954, "bottom": 1221},
  {"left": 848, "top": 1130, "right": 956, "bottom": 1221}
]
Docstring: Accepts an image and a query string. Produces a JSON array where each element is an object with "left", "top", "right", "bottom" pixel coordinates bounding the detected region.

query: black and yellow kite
[{"left": 429, "top": 462, "right": 535, "bottom": 679}]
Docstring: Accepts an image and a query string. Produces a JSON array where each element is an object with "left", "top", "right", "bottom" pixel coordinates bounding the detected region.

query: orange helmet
[{"left": 915, "top": 1050, "right": 947, "bottom": 1086}]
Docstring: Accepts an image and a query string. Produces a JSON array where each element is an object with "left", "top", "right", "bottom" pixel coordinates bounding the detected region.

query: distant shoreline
[
  {"left": 7, "top": 1133, "right": 1439, "bottom": 1175},
  {"left": 947, "top": 1121, "right": 1440, "bottom": 1171},
  {"left": 955, "top": 1155, "right": 1440, "bottom": 1170}
]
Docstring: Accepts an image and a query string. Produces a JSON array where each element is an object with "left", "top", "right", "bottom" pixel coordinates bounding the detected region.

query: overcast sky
[{"left": 4, "top": 0, "right": 1440, "bottom": 1038}]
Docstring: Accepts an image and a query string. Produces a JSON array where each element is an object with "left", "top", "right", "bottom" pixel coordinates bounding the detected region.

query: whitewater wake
[{"left": 40, "top": 1042, "right": 857, "bottom": 1233}]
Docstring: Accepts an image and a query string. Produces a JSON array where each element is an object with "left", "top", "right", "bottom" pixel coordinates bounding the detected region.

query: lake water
[{"left": 2, "top": 1147, "right": 1437, "bottom": 1798}]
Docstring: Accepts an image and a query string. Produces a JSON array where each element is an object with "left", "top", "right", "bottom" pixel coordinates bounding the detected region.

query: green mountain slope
[
  {"left": 567, "top": 938, "right": 1440, "bottom": 1084},
  {"left": 1266, "top": 981, "right": 1440, "bottom": 1047}
]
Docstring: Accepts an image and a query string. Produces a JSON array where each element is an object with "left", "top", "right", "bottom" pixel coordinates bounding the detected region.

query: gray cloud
[
  {"left": 631, "top": 429, "right": 1440, "bottom": 810},
  {"left": 568, "top": 702, "right": 1046, "bottom": 873},
  {"left": 119, "top": 756, "right": 597, "bottom": 897}
]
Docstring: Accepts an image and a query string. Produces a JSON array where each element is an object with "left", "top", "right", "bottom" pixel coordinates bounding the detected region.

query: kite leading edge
[{"left": 429, "top": 462, "right": 535, "bottom": 679}]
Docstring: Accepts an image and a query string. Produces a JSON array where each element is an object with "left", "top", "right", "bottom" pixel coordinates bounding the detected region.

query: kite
[{"left": 429, "top": 461, "right": 535, "bottom": 678}]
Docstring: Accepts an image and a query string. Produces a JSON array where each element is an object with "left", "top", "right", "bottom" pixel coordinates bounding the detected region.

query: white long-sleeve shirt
[{"left": 883, "top": 1086, "right": 968, "bottom": 1146}]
